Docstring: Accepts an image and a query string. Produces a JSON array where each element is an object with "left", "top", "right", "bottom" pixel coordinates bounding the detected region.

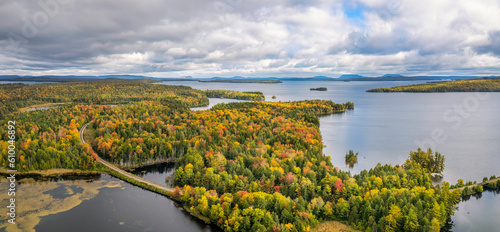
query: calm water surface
[
  {"left": 132, "top": 163, "right": 177, "bottom": 188},
  {"left": 449, "top": 189, "right": 500, "bottom": 232},
  {"left": 191, "top": 98, "right": 250, "bottom": 111},
  {"left": 31, "top": 175, "right": 219, "bottom": 232}
]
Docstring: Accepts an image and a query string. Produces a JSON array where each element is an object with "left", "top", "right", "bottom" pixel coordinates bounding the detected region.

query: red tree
[{"left": 334, "top": 178, "right": 343, "bottom": 192}]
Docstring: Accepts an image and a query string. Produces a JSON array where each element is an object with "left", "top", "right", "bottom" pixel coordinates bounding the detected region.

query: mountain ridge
[{"left": 1, "top": 74, "right": 496, "bottom": 82}]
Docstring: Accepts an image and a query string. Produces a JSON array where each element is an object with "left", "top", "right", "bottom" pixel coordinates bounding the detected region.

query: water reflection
[
  {"left": 0, "top": 174, "right": 220, "bottom": 232},
  {"left": 191, "top": 98, "right": 250, "bottom": 111},
  {"left": 0, "top": 175, "right": 122, "bottom": 232},
  {"left": 446, "top": 189, "right": 500, "bottom": 232},
  {"left": 131, "top": 162, "right": 177, "bottom": 187},
  {"left": 32, "top": 175, "right": 220, "bottom": 232},
  {"left": 25, "top": 105, "right": 62, "bottom": 112}
]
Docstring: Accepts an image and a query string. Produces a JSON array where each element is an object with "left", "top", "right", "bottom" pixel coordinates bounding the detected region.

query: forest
[
  {"left": 1, "top": 80, "right": 463, "bottom": 231},
  {"left": 0, "top": 80, "right": 215, "bottom": 170},
  {"left": 167, "top": 104, "right": 459, "bottom": 232},
  {"left": 0, "top": 79, "right": 208, "bottom": 117},
  {"left": 204, "top": 90, "right": 265, "bottom": 101},
  {"left": 367, "top": 78, "right": 500, "bottom": 92}
]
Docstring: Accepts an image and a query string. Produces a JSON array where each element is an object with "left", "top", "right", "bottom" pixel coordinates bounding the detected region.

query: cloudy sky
[{"left": 1, "top": 0, "right": 500, "bottom": 78}]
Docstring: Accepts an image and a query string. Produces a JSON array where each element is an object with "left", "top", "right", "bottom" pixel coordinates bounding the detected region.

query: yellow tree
[{"left": 385, "top": 205, "right": 403, "bottom": 232}]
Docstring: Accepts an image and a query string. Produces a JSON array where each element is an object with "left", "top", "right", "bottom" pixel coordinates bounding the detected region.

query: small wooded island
[
  {"left": 310, "top": 87, "right": 328, "bottom": 91},
  {"left": 344, "top": 150, "right": 358, "bottom": 168},
  {"left": 367, "top": 78, "right": 500, "bottom": 92}
]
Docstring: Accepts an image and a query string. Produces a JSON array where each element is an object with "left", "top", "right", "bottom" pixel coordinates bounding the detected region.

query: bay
[
  {"left": 0, "top": 175, "right": 219, "bottom": 232},
  {"left": 449, "top": 189, "right": 500, "bottom": 232}
]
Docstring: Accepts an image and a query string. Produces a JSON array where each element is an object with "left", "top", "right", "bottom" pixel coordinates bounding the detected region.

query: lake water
[
  {"left": 2, "top": 80, "right": 497, "bottom": 231},
  {"left": 25, "top": 105, "right": 62, "bottom": 112},
  {"left": 131, "top": 163, "right": 177, "bottom": 188},
  {"left": 0, "top": 175, "right": 219, "bottom": 232},
  {"left": 191, "top": 98, "right": 250, "bottom": 111},
  {"left": 449, "top": 189, "right": 500, "bottom": 232}
]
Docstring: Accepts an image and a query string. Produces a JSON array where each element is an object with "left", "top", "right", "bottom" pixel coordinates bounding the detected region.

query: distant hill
[
  {"left": 380, "top": 74, "right": 403, "bottom": 78},
  {"left": 208, "top": 76, "right": 280, "bottom": 81},
  {"left": 0, "top": 75, "right": 191, "bottom": 82},
  {"left": 0, "top": 75, "right": 161, "bottom": 83},
  {"left": 0, "top": 76, "right": 97, "bottom": 82},
  {"left": 99, "top": 75, "right": 151, "bottom": 79},
  {"left": 1, "top": 74, "right": 496, "bottom": 83},
  {"left": 199, "top": 79, "right": 282, "bottom": 83},
  {"left": 0, "top": 75, "right": 22, "bottom": 79},
  {"left": 311, "top": 76, "right": 333, "bottom": 79},
  {"left": 370, "top": 76, "right": 419, "bottom": 81},
  {"left": 338, "top": 74, "right": 366, "bottom": 79}
]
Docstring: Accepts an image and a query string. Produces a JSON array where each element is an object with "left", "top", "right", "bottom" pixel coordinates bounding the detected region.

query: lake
[
  {"left": 2, "top": 80, "right": 497, "bottom": 231},
  {"left": 449, "top": 189, "right": 500, "bottom": 232},
  {"left": 0, "top": 175, "right": 219, "bottom": 232}
]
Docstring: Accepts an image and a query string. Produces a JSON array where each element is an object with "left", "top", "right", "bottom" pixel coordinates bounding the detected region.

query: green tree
[{"left": 403, "top": 208, "right": 419, "bottom": 231}]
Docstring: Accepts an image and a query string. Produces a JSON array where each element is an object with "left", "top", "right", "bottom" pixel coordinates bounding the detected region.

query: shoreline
[
  {"left": 0, "top": 158, "right": 179, "bottom": 178},
  {"left": 18, "top": 102, "right": 67, "bottom": 112},
  {"left": 114, "top": 158, "right": 179, "bottom": 171},
  {"left": 0, "top": 168, "right": 102, "bottom": 179}
]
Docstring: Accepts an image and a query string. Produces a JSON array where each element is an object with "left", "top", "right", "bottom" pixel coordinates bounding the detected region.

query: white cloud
[{"left": 0, "top": 0, "right": 499, "bottom": 77}]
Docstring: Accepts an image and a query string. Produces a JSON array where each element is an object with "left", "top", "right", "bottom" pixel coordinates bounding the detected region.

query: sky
[{"left": 1, "top": 0, "right": 500, "bottom": 78}]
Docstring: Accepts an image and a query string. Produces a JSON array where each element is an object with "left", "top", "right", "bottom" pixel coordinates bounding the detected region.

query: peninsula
[{"left": 367, "top": 77, "right": 500, "bottom": 92}]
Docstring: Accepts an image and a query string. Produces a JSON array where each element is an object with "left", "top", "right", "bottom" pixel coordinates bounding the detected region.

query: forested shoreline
[
  {"left": 0, "top": 79, "right": 208, "bottom": 116},
  {"left": 367, "top": 78, "right": 500, "bottom": 92},
  {"left": 203, "top": 90, "right": 265, "bottom": 101}
]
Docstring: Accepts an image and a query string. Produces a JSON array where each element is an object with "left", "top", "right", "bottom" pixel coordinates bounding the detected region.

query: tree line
[
  {"left": 204, "top": 90, "right": 265, "bottom": 101},
  {"left": 367, "top": 78, "right": 500, "bottom": 92}
]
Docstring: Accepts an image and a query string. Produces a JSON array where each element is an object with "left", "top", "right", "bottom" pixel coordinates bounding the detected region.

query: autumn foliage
[{"left": 0, "top": 80, "right": 460, "bottom": 232}]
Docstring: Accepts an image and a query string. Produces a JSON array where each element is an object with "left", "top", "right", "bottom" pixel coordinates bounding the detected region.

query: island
[
  {"left": 367, "top": 77, "right": 500, "bottom": 92},
  {"left": 310, "top": 87, "right": 328, "bottom": 91},
  {"left": 344, "top": 150, "right": 358, "bottom": 168},
  {"left": 198, "top": 79, "right": 282, "bottom": 83}
]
